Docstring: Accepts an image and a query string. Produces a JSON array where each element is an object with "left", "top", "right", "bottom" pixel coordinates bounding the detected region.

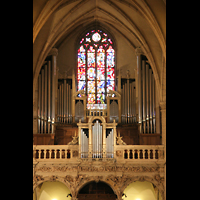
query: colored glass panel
[
  {"left": 106, "top": 80, "right": 115, "bottom": 92},
  {"left": 97, "top": 68, "right": 105, "bottom": 80},
  {"left": 92, "top": 32, "right": 101, "bottom": 42},
  {"left": 97, "top": 93, "right": 105, "bottom": 104},
  {"left": 97, "top": 50, "right": 105, "bottom": 68},
  {"left": 87, "top": 68, "right": 95, "bottom": 80},
  {"left": 88, "top": 94, "right": 95, "bottom": 104},
  {"left": 78, "top": 81, "right": 86, "bottom": 91},
  {"left": 78, "top": 52, "right": 85, "bottom": 68},
  {"left": 106, "top": 68, "right": 115, "bottom": 80},
  {"left": 77, "top": 30, "right": 115, "bottom": 104},
  {"left": 97, "top": 81, "right": 105, "bottom": 93},
  {"left": 78, "top": 45, "right": 85, "bottom": 52},
  {"left": 87, "top": 81, "right": 95, "bottom": 93},
  {"left": 87, "top": 53, "right": 95, "bottom": 68},
  {"left": 78, "top": 67, "right": 85, "bottom": 81},
  {"left": 107, "top": 47, "right": 115, "bottom": 68}
]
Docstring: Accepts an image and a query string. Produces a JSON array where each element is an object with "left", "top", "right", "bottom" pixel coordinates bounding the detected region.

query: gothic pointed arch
[{"left": 77, "top": 29, "right": 116, "bottom": 105}]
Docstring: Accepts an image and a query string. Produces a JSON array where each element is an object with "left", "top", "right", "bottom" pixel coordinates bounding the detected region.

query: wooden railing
[{"left": 33, "top": 145, "right": 164, "bottom": 162}]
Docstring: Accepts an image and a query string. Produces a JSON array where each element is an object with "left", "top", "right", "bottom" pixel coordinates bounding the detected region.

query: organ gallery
[{"left": 33, "top": 1, "right": 166, "bottom": 200}]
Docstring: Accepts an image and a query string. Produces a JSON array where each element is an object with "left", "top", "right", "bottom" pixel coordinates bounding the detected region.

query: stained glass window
[{"left": 77, "top": 30, "right": 115, "bottom": 104}]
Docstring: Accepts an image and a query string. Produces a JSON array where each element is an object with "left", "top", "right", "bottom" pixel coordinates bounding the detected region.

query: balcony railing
[
  {"left": 33, "top": 145, "right": 164, "bottom": 162},
  {"left": 115, "top": 145, "right": 164, "bottom": 162}
]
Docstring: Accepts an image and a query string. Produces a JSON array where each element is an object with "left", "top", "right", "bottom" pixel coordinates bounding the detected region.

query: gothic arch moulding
[
  {"left": 75, "top": 176, "right": 120, "bottom": 198},
  {"left": 33, "top": 175, "right": 72, "bottom": 194},
  {"left": 88, "top": 116, "right": 106, "bottom": 124}
]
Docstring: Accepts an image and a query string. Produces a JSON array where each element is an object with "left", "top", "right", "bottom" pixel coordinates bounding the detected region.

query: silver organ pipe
[
  {"left": 81, "top": 129, "right": 89, "bottom": 158},
  {"left": 41, "top": 68, "right": 44, "bottom": 133},
  {"left": 142, "top": 60, "right": 146, "bottom": 133},
  {"left": 146, "top": 64, "right": 149, "bottom": 133},
  {"left": 129, "top": 81, "right": 132, "bottom": 123},
  {"left": 149, "top": 68, "right": 153, "bottom": 133},
  {"left": 152, "top": 72, "right": 156, "bottom": 133},
  {"left": 66, "top": 82, "right": 68, "bottom": 123},
  {"left": 136, "top": 57, "right": 157, "bottom": 134},
  {"left": 106, "top": 129, "right": 114, "bottom": 158},
  {"left": 124, "top": 82, "right": 127, "bottom": 123},
  {"left": 44, "top": 64, "right": 47, "bottom": 133},
  {"left": 38, "top": 73, "right": 41, "bottom": 133},
  {"left": 57, "top": 80, "right": 72, "bottom": 124},
  {"left": 121, "top": 79, "right": 136, "bottom": 124},
  {"left": 92, "top": 120, "right": 103, "bottom": 158},
  {"left": 48, "top": 61, "right": 51, "bottom": 133},
  {"left": 127, "top": 78, "right": 130, "bottom": 123},
  {"left": 122, "top": 84, "right": 125, "bottom": 123},
  {"left": 38, "top": 60, "right": 55, "bottom": 134},
  {"left": 63, "top": 79, "right": 66, "bottom": 123}
]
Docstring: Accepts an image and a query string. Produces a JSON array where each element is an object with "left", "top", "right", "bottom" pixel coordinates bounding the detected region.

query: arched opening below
[
  {"left": 33, "top": 181, "right": 71, "bottom": 200},
  {"left": 122, "top": 181, "right": 162, "bottom": 200},
  {"left": 77, "top": 181, "right": 117, "bottom": 200}
]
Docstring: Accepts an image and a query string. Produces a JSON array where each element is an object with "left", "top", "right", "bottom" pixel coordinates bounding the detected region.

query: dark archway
[{"left": 77, "top": 181, "right": 117, "bottom": 200}]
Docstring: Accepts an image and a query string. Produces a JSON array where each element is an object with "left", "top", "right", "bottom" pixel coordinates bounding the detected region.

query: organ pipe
[
  {"left": 133, "top": 82, "right": 136, "bottom": 122},
  {"left": 63, "top": 79, "right": 66, "bottom": 123},
  {"left": 121, "top": 79, "right": 136, "bottom": 124},
  {"left": 127, "top": 78, "right": 130, "bottom": 123},
  {"left": 38, "top": 74, "right": 41, "bottom": 133},
  {"left": 66, "top": 83, "right": 68, "bottom": 123},
  {"left": 130, "top": 81, "right": 132, "bottom": 123},
  {"left": 57, "top": 80, "right": 72, "bottom": 123},
  {"left": 149, "top": 68, "right": 153, "bottom": 133},
  {"left": 44, "top": 64, "right": 47, "bottom": 133},
  {"left": 38, "top": 57, "right": 57, "bottom": 134},
  {"left": 142, "top": 60, "right": 146, "bottom": 133},
  {"left": 146, "top": 64, "right": 149, "bottom": 133},
  {"left": 41, "top": 69, "right": 44, "bottom": 133},
  {"left": 137, "top": 54, "right": 142, "bottom": 131},
  {"left": 152, "top": 72, "right": 156, "bottom": 133},
  {"left": 48, "top": 60, "right": 51, "bottom": 133}
]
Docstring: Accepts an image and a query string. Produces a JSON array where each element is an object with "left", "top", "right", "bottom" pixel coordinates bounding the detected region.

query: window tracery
[{"left": 77, "top": 29, "right": 115, "bottom": 105}]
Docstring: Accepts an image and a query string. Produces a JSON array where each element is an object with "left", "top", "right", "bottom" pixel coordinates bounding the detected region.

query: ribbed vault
[{"left": 33, "top": 0, "right": 166, "bottom": 102}]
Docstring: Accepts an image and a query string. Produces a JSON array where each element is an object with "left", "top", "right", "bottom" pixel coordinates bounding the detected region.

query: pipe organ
[
  {"left": 57, "top": 79, "right": 72, "bottom": 124},
  {"left": 78, "top": 117, "right": 117, "bottom": 159},
  {"left": 38, "top": 57, "right": 57, "bottom": 134},
  {"left": 92, "top": 120, "right": 103, "bottom": 158},
  {"left": 121, "top": 78, "right": 136, "bottom": 124},
  {"left": 137, "top": 58, "right": 156, "bottom": 134}
]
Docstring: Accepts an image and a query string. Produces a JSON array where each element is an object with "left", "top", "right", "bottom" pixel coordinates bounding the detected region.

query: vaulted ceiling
[{"left": 33, "top": 0, "right": 166, "bottom": 102}]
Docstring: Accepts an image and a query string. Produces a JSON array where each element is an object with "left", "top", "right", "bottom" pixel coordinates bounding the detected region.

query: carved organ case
[{"left": 77, "top": 116, "right": 117, "bottom": 159}]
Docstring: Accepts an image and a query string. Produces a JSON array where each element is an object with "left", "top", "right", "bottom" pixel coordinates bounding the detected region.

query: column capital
[
  {"left": 48, "top": 48, "right": 58, "bottom": 56},
  {"left": 135, "top": 47, "right": 143, "bottom": 56}
]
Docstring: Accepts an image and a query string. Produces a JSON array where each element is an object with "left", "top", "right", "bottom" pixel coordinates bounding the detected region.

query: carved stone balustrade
[{"left": 33, "top": 144, "right": 164, "bottom": 163}]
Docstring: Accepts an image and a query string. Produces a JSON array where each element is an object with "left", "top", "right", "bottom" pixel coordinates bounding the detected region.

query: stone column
[
  {"left": 135, "top": 48, "right": 143, "bottom": 133},
  {"left": 88, "top": 122, "right": 93, "bottom": 158},
  {"left": 160, "top": 101, "right": 166, "bottom": 200}
]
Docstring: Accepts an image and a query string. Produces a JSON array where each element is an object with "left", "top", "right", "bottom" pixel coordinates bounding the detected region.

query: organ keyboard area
[{"left": 35, "top": 52, "right": 161, "bottom": 147}]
